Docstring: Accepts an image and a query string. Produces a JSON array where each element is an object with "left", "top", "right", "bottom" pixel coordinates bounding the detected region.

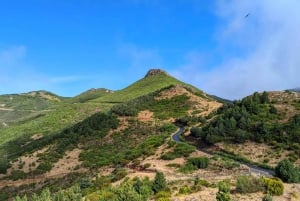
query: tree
[
  {"left": 275, "top": 159, "right": 300, "bottom": 183},
  {"left": 152, "top": 171, "right": 167, "bottom": 193},
  {"left": 190, "top": 127, "right": 202, "bottom": 138}
]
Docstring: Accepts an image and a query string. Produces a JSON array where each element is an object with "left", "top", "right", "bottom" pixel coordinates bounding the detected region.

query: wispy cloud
[
  {"left": 118, "top": 43, "right": 164, "bottom": 76},
  {"left": 0, "top": 46, "right": 89, "bottom": 95},
  {"left": 173, "top": 0, "right": 300, "bottom": 100}
]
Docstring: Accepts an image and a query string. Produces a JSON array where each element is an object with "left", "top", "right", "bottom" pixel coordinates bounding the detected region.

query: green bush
[
  {"left": 111, "top": 168, "right": 127, "bottom": 182},
  {"left": 152, "top": 172, "right": 167, "bottom": 193},
  {"left": 0, "top": 159, "right": 10, "bottom": 174},
  {"left": 160, "top": 143, "right": 195, "bottom": 160},
  {"left": 261, "top": 177, "right": 284, "bottom": 196},
  {"left": 187, "top": 157, "right": 209, "bottom": 169},
  {"left": 155, "top": 191, "right": 171, "bottom": 201},
  {"left": 216, "top": 180, "right": 232, "bottom": 201},
  {"left": 236, "top": 175, "right": 264, "bottom": 193},
  {"left": 275, "top": 159, "right": 300, "bottom": 183},
  {"left": 262, "top": 194, "right": 273, "bottom": 201},
  {"left": 178, "top": 186, "right": 192, "bottom": 194},
  {"left": 9, "top": 170, "right": 27, "bottom": 181},
  {"left": 179, "top": 157, "right": 209, "bottom": 173}
]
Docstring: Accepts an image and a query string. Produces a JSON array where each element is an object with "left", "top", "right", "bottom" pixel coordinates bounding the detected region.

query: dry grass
[{"left": 217, "top": 141, "right": 296, "bottom": 168}]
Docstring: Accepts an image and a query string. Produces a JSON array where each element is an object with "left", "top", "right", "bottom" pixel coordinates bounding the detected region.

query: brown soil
[
  {"left": 0, "top": 148, "right": 87, "bottom": 189},
  {"left": 137, "top": 110, "right": 154, "bottom": 122},
  {"left": 48, "top": 148, "right": 83, "bottom": 177},
  {"left": 7, "top": 146, "right": 49, "bottom": 174}
]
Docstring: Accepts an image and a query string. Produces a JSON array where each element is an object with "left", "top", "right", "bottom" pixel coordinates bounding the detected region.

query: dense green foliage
[
  {"left": 152, "top": 172, "right": 167, "bottom": 193},
  {"left": 275, "top": 159, "right": 300, "bottom": 183},
  {"left": 179, "top": 157, "right": 209, "bottom": 173},
  {"left": 80, "top": 122, "right": 169, "bottom": 169},
  {"left": 191, "top": 92, "right": 300, "bottom": 154}
]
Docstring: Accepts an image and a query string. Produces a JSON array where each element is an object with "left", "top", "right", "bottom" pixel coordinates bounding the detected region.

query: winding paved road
[{"left": 171, "top": 127, "right": 274, "bottom": 177}]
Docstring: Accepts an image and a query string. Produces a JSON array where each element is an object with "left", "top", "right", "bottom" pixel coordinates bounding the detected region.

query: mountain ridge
[{"left": 1, "top": 69, "right": 300, "bottom": 201}]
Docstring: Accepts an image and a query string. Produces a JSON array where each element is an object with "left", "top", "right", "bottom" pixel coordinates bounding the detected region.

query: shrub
[
  {"left": 262, "top": 194, "right": 273, "bottom": 201},
  {"left": 236, "top": 175, "right": 264, "bottom": 193},
  {"left": 111, "top": 168, "right": 127, "bottom": 182},
  {"left": 261, "top": 177, "right": 284, "bottom": 196},
  {"left": 152, "top": 172, "right": 167, "bottom": 193},
  {"left": 216, "top": 181, "right": 231, "bottom": 201},
  {"left": 187, "top": 157, "right": 209, "bottom": 169},
  {"left": 216, "top": 180, "right": 232, "bottom": 201},
  {"left": 155, "top": 191, "right": 171, "bottom": 201},
  {"left": 275, "top": 159, "right": 300, "bottom": 183},
  {"left": 0, "top": 159, "right": 10, "bottom": 174},
  {"left": 9, "top": 170, "right": 27, "bottom": 181},
  {"left": 178, "top": 186, "right": 192, "bottom": 194},
  {"left": 160, "top": 143, "right": 195, "bottom": 160}
]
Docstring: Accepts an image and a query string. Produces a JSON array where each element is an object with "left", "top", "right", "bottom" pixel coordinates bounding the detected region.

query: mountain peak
[{"left": 144, "top": 69, "right": 168, "bottom": 78}]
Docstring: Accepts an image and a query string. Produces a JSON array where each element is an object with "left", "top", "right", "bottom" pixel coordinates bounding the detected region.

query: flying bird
[{"left": 245, "top": 13, "right": 250, "bottom": 18}]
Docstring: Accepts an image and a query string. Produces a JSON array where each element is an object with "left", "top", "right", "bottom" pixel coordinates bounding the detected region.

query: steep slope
[
  {"left": 92, "top": 69, "right": 207, "bottom": 103},
  {"left": 0, "top": 70, "right": 223, "bottom": 200},
  {"left": 189, "top": 90, "right": 300, "bottom": 167}
]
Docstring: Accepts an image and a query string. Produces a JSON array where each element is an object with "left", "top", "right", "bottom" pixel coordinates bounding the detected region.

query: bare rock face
[{"left": 144, "top": 69, "right": 168, "bottom": 78}]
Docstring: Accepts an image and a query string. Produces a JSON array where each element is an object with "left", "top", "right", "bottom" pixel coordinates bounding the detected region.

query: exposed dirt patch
[
  {"left": 31, "top": 134, "right": 43, "bottom": 140},
  {"left": 0, "top": 148, "right": 87, "bottom": 189},
  {"left": 7, "top": 146, "right": 49, "bottom": 174},
  {"left": 138, "top": 110, "right": 154, "bottom": 122},
  {"left": 25, "top": 91, "right": 61, "bottom": 102},
  {"left": 48, "top": 148, "right": 84, "bottom": 177}
]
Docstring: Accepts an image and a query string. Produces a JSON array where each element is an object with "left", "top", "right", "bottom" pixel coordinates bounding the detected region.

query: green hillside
[
  {"left": 0, "top": 91, "right": 63, "bottom": 128},
  {"left": 70, "top": 88, "right": 113, "bottom": 103},
  {"left": 92, "top": 69, "right": 205, "bottom": 103},
  {"left": 1, "top": 71, "right": 300, "bottom": 201},
  {"left": 190, "top": 91, "right": 300, "bottom": 160}
]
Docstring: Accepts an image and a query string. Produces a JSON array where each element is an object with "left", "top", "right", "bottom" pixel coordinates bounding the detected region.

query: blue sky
[{"left": 1, "top": 0, "right": 300, "bottom": 100}]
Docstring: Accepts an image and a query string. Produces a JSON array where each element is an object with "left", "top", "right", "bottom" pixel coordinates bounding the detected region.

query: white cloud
[{"left": 174, "top": 0, "right": 300, "bottom": 100}]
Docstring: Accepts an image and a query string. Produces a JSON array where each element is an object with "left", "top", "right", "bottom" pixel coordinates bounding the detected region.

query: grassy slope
[
  {"left": 0, "top": 91, "right": 63, "bottom": 128},
  {"left": 69, "top": 88, "right": 112, "bottom": 103},
  {"left": 0, "top": 102, "right": 112, "bottom": 148},
  {"left": 91, "top": 73, "right": 204, "bottom": 103},
  {"left": 0, "top": 73, "right": 199, "bottom": 147}
]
